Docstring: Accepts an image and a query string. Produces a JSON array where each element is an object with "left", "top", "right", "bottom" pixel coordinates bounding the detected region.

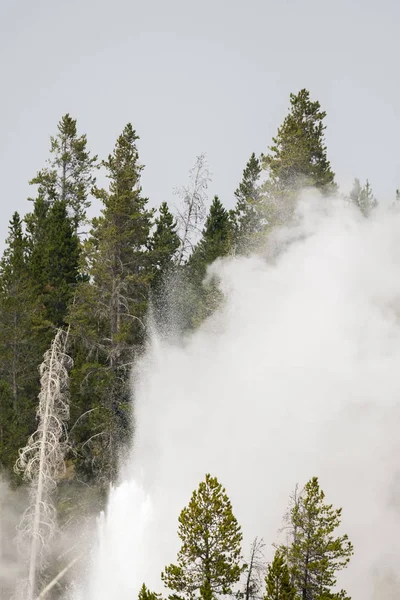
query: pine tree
[
  {"left": 262, "top": 89, "right": 336, "bottom": 222},
  {"left": 150, "top": 201, "right": 180, "bottom": 288},
  {"left": 0, "top": 213, "right": 31, "bottom": 415},
  {"left": 29, "top": 114, "right": 97, "bottom": 230},
  {"left": 149, "top": 202, "right": 180, "bottom": 331},
  {"left": 138, "top": 583, "right": 162, "bottom": 600},
  {"left": 187, "top": 196, "right": 232, "bottom": 327},
  {"left": 264, "top": 550, "right": 295, "bottom": 600},
  {"left": 68, "top": 123, "right": 154, "bottom": 483},
  {"left": 280, "top": 477, "right": 353, "bottom": 600},
  {"left": 232, "top": 153, "right": 270, "bottom": 252},
  {"left": 0, "top": 214, "right": 48, "bottom": 474},
  {"left": 189, "top": 196, "right": 232, "bottom": 280},
  {"left": 349, "top": 178, "right": 377, "bottom": 217},
  {"left": 0, "top": 382, "right": 16, "bottom": 474},
  {"left": 162, "top": 474, "right": 244, "bottom": 600},
  {"left": 349, "top": 178, "right": 361, "bottom": 207},
  {"left": 0, "top": 213, "right": 26, "bottom": 285},
  {"left": 24, "top": 196, "right": 49, "bottom": 278},
  {"left": 86, "top": 121, "right": 154, "bottom": 358},
  {"left": 26, "top": 199, "right": 80, "bottom": 327}
]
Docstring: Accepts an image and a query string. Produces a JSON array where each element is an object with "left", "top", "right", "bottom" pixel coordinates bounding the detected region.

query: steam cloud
[
  {"left": 79, "top": 191, "right": 400, "bottom": 600},
  {"left": 0, "top": 478, "right": 26, "bottom": 597}
]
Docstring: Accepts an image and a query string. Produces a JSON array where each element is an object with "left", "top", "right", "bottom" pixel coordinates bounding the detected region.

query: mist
[
  {"left": 77, "top": 191, "right": 400, "bottom": 599},
  {"left": 0, "top": 477, "right": 27, "bottom": 597}
]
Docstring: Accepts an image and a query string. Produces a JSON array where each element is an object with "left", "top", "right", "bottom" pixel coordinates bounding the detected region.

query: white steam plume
[
  {"left": 0, "top": 478, "right": 26, "bottom": 599},
  {"left": 80, "top": 191, "right": 400, "bottom": 600}
]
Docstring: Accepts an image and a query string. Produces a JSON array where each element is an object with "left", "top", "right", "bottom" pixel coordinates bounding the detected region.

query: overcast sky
[{"left": 1, "top": 0, "right": 399, "bottom": 245}]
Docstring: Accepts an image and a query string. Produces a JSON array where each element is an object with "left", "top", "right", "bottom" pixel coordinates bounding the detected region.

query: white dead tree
[
  {"left": 242, "top": 537, "right": 266, "bottom": 600},
  {"left": 175, "top": 153, "right": 211, "bottom": 265},
  {"left": 34, "top": 555, "right": 80, "bottom": 600},
  {"left": 14, "top": 329, "right": 73, "bottom": 600}
]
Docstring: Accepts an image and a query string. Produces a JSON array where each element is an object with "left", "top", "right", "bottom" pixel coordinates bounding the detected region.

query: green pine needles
[
  {"left": 161, "top": 475, "right": 353, "bottom": 600},
  {"left": 162, "top": 474, "right": 245, "bottom": 600}
]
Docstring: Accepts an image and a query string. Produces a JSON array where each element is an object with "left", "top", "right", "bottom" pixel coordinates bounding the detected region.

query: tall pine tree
[
  {"left": 149, "top": 201, "right": 180, "bottom": 331},
  {"left": 150, "top": 201, "right": 180, "bottom": 290},
  {"left": 68, "top": 123, "right": 154, "bottom": 483},
  {"left": 162, "top": 474, "right": 244, "bottom": 600},
  {"left": 0, "top": 214, "right": 47, "bottom": 474},
  {"left": 29, "top": 114, "right": 97, "bottom": 230},
  {"left": 190, "top": 196, "right": 232, "bottom": 281},
  {"left": 262, "top": 90, "right": 336, "bottom": 224},
  {"left": 187, "top": 196, "right": 232, "bottom": 327},
  {"left": 232, "top": 153, "right": 270, "bottom": 252},
  {"left": 263, "top": 89, "right": 335, "bottom": 193},
  {"left": 26, "top": 199, "right": 80, "bottom": 327},
  {"left": 25, "top": 116, "right": 93, "bottom": 327},
  {"left": 280, "top": 478, "right": 353, "bottom": 600}
]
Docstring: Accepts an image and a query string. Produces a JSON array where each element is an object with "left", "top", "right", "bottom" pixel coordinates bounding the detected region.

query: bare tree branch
[
  {"left": 34, "top": 555, "right": 80, "bottom": 600},
  {"left": 14, "top": 329, "right": 73, "bottom": 600},
  {"left": 175, "top": 153, "right": 211, "bottom": 265},
  {"left": 241, "top": 537, "right": 266, "bottom": 600}
]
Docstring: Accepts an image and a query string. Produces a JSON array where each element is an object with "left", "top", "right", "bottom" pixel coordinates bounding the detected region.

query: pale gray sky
[{"left": 1, "top": 0, "right": 399, "bottom": 244}]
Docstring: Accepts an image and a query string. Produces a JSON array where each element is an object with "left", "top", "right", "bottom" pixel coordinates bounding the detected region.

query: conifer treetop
[
  {"left": 262, "top": 89, "right": 336, "bottom": 194},
  {"left": 162, "top": 473, "right": 244, "bottom": 600}
]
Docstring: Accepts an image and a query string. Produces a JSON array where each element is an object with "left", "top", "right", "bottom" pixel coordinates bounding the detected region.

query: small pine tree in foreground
[
  {"left": 264, "top": 550, "right": 295, "bottom": 600},
  {"left": 280, "top": 477, "right": 353, "bottom": 600},
  {"left": 162, "top": 474, "right": 244, "bottom": 600}
]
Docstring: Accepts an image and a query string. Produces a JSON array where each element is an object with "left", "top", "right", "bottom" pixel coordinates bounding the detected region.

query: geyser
[{"left": 78, "top": 193, "right": 400, "bottom": 600}]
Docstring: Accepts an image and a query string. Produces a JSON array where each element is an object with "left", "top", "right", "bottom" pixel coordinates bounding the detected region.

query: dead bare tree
[
  {"left": 242, "top": 537, "right": 267, "bottom": 600},
  {"left": 14, "top": 329, "right": 73, "bottom": 600},
  {"left": 175, "top": 153, "right": 211, "bottom": 265},
  {"left": 278, "top": 483, "right": 301, "bottom": 549},
  {"left": 33, "top": 555, "right": 80, "bottom": 600}
]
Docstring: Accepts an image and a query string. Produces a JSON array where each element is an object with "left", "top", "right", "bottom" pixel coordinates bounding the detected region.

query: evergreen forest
[{"left": 0, "top": 89, "right": 391, "bottom": 600}]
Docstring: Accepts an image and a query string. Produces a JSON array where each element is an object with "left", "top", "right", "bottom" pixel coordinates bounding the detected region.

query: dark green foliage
[
  {"left": 0, "top": 381, "right": 21, "bottom": 476},
  {"left": 0, "top": 97, "right": 358, "bottom": 542},
  {"left": 262, "top": 90, "right": 336, "bottom": 224},
  {"left": 29, "top": 113, "right": 97, "bottom": 230},
  {"left": 81, "top": 121, "right": 154, "bottom": 353},
  {"left": 68, "top": 123, "right": 154, "bottom": 483},
  {"left": 150, "top": 202, "right": 180, "bottom": 293},
  {"left": 26, "top": 199, "right": 80, "bottom": 327},
  {"left": 0, "top": 214, "right": 48, "bottom": 474},
  {"left": 281, "top": 478, "right": 353, "bottom": 600},
  {"left": 151, "top": 202, "right": 180, "bottom": 278},
  {"left": 235, "top": 153, "right": 262, "bottom": 210},
  {"left": 190, "top": 196, "right": 232, "bottom": 280},
  {"left": 0, "top": 212, "right": 26, "bottom": 283},
  {"left": 232, "top": 154, "right": 270, "bottom": 252},
  {"left": 162, "top": 474, "right": 244, "bottom": 600},
  {"left": 25, "top": 116, "right": 91, "bottom": 328},
  {"left": 163, "top": 197, "right": 233, "bottom": 336},
  {"left": 187, "top": 197, "right": 232, "bottom": 328},
  {"left": 149, "top": 201, "right": 180, "bottom": 332},
  {"left": 264, "top": 550, "right": 295, "bottom": 600}
]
